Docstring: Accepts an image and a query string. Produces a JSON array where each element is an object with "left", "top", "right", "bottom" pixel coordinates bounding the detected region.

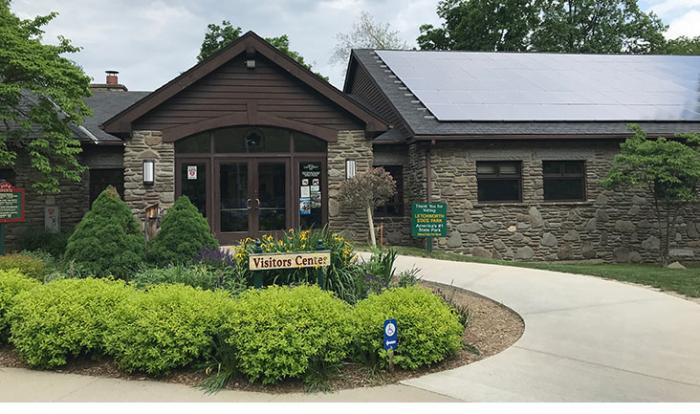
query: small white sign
[
  {"left": 187, "top": 165, "right": 197, "bottom": 180},
  {"left": 300, "top": 186, "right": 311, "bottom": 198},
  {"left": 44, "top": 206, "right": 60, "bottom": 234}
]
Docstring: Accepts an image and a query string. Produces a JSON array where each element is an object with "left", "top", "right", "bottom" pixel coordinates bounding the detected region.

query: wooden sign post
[{"left": 0, "top": 182, "right": 26, "bottom": 255}]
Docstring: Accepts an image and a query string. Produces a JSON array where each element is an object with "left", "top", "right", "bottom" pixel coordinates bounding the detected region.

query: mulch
[{"left": 0, "top": 281, "right": 524, "bottom": 393}]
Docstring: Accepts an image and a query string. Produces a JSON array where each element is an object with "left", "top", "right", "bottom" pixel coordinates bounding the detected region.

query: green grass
[{"left": 356, "top": 244, "right": 700, "bottom": 298}]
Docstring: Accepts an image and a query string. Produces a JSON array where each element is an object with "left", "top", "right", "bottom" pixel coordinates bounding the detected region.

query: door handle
[
  {"left": 254, "top": 198, "right": 260, "bottom": 208},
  {"left": 246, "top": 199, "right": 252, "bottom": 209}
]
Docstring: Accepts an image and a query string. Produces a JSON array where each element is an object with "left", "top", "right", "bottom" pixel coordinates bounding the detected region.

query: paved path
[
  {"left": 393, "top": 255, "right": 700, "bottom": 402},
  {"left": 1, "top": 255, "right": 699, "bottom": 402}
]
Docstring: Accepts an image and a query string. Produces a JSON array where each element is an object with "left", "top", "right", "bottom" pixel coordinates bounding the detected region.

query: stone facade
[
  {"left": 401, "top": 140, "right": 700, "bottom": 262},
  {"left": 4, "top": 154, "right": 90, "bottom": 251},
  {"left": 124, "top": 130, "right": 175, "bottom": 222},
  {"left": 327, "top": 130, "right": 374, "bottom": 243}
]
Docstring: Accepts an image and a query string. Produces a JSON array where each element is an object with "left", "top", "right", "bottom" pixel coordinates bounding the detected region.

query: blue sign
[{"left": 383, "top": 319, "right": 398, "bottom": 351}]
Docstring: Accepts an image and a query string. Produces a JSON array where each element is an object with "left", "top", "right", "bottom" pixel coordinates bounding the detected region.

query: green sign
[
  {"left": 411, "top": 202, "right": 447, "bottom": 238},
  {"left": 0, "top": 183, "right": 25, "bottom": 223}
]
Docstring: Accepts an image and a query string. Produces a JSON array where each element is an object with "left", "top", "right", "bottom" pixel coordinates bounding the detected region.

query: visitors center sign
[{"left": 249, "top": 251, "right": 331, "bottom": 271}]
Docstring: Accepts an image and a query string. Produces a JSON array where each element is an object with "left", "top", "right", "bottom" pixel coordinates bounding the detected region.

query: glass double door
[{"left": 215, "top": 158, "right": 290, "bottom": 244}]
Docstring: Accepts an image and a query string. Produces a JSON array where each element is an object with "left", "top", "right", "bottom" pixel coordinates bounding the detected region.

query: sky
[{"left": 11, "top": 0, "right": 700, "bottom": 92}]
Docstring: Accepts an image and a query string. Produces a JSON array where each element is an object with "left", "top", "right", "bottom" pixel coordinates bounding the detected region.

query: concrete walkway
[{"left": 1, "top": 255, "right": 699, "bottom": 402}]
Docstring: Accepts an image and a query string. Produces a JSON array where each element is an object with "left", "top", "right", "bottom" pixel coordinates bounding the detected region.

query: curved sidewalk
[{"left": 395, "top": 255, "right": 700, "bottom": 402}]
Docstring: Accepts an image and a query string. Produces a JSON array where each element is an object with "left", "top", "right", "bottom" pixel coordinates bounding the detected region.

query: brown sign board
[{"left": 249, "top": 251, "right": 331, "bottom": 271}]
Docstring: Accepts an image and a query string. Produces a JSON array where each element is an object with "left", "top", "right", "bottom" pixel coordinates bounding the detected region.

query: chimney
[
  {"left": 90, "top": 70, "right": 128, "bottom": 91},
  {"left": 106, "top": 70, "right": 119, "bottom": 85}
]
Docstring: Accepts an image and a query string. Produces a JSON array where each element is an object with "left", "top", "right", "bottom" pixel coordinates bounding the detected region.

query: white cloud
[
  {"left": 648, "top": 0, "right": 700, "bottom": 15},
  {"left": 665, "top": 9, "right": 700, "bottom": 38}
]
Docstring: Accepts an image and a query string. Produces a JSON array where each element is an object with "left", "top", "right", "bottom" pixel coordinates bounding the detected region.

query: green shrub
[
  {"left": 132, "top": 263, "right": 246, "bottom": 297},
  {"left": 352, "top": 286, "right": 464, "bottom": 370},
  {"left": 8, "top": 278, "right": 132, "bottom": 368},
  {"left": 235, "top": 228, "right": 362, "bottom": 303},
  {"left": 104, "top": 284, "right": 233, "bottom": 376},
  {"left": 224, "top": 285, "right": 353, "bottom": 384},
  {"left": 0, "top": 253, "right": 49, "bottom": 281},
  {"left": 18, "top": 227, "right": 72, "bottom": 257},
  {"left": 0, "top": 269, "right": 40, "bottom": 342},
  {"left": 147, "top": 196, "right": 218, "bottom": 266},
  {"left": 64, "top": 187, "right": 144, "bottom": 279}
]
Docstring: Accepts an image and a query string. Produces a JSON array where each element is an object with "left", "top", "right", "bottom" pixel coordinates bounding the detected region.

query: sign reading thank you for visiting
[
  {"left": 411, "top": 202, "right": 447, "bottom": 238},
  {"left": 0, "top": 182, "right": 25, "bottom": 223},
  {"left": 249, "top": 251, "right": 331, "bottom": 271}
]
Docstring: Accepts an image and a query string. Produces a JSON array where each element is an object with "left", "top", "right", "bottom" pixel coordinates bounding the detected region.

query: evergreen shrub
[
  {"left": 147, "top": 196, "right": 218, "bottom": 266},
  {"left": 352, "top": 286, "right": 464, "bottom": 370},
  {"left": 64, "top": 187, "right": 144, "bottom": 279},
  {"left": 8, "top": 278, "right": 132, "bottom": 368}
]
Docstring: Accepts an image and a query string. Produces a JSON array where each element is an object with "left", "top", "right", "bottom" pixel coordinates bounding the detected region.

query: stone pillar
[
  {"left": 327, "top": 130, "right": 373, "bottom": 242},
  {"left": 124, "top": 130, "right": 174, "bottom": 223}
]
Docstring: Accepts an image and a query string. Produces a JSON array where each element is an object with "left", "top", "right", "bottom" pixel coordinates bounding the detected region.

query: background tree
[
  {"left": 197, "top": 20, "right": 326, "bottom": 80},
  {"left": 0, "top": 0, "right": 91, "bottom": 193},
  {"left": 418, "top": 0, "right": 538, "bottom": 51},
  {"left": 661, "top": 36, "right": 700, "bottom": 55},
  {"left": 602, "top": 126, "right": 700, "bottom": 265},
  {"left": 338, "top": 167, "right": 396, "bottom": 247},
  {"left": 418, "top": 0, "right": 667, "bottom": 54},
  {"left": 331, "top": 11, "right": 409, "bottom": 65}
]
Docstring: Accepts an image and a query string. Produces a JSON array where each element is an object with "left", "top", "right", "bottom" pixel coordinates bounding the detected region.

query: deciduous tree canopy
[
  {"left": 0, "top": 0, "right": 91, "bottom": 193},
  {"left": 418, "top": 0, "right": 668, "bottom": 54}
]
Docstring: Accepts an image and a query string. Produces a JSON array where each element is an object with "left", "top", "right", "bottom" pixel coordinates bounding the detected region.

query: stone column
[
  {"left": 327, "top": 130, "right": 373, "bottom": 242},
  {"left": 124, "top": 130, "right": 175, "bottom": 223}
]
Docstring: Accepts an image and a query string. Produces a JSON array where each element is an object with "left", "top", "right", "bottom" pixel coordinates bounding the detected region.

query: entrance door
[{"left": 215, "top": 158, "right": 290, "bottom": 244}]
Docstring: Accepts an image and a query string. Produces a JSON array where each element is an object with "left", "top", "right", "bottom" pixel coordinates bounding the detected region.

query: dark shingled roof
[
  {"left": 348, "top": 49, "right": 700, "bottom": 141},
  {"left": 78, "top": 90, "right": 151, "bottom": 144}
]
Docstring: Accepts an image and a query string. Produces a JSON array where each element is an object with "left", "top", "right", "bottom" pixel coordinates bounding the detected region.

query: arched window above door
[{"left": 174, "top": 126, "right": 327, "bottom": 155}]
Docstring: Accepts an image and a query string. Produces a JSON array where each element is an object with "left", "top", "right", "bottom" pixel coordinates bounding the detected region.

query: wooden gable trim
[
  {"left": 161, "top": 103, "right": 339, "bottom": 142},
  {"left": 102, "top": 32, "right": 387, "bottom": 135}
]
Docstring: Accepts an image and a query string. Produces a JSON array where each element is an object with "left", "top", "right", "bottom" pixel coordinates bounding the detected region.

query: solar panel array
[{"left": 375, "top": 50, "right": 700, "bottom": 122}]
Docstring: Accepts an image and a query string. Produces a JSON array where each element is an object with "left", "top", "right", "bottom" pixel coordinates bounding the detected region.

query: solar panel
[{"left": 375, "top": 50, "right": 700, "bottom": 122}]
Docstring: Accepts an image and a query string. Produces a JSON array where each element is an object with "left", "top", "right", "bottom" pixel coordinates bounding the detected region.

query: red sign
[{"left": 0, "top": 182, "right": 26, "bottom": 223}]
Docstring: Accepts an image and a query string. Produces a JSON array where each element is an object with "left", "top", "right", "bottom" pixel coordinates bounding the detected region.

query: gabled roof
[
  {"left": 103, "top": 31, "right": 386, "bottom": 135},
  {"left": 347, "top": 49, "right": 700, "bottom": 140}
]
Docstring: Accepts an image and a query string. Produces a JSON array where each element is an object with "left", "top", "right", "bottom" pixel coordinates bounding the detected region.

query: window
[
  {"left": 375, "top": 165, "right": 404, "bottom": 216},
  {"left": 0, "top": 169, "right": 16, "bottom": 185},
  {"left": 543, "top": 161, "right": 586, "bottom": 201},
  {"left": 90, "top": 169, "right": 124, "bottom": 206},
  {"left": 477, "top": 161, "right": 522, "bottom": 202}
]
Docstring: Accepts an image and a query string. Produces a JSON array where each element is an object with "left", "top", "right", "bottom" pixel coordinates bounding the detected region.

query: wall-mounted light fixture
[
  {"left": 143, "top": 160, "right": 155, "bottom": 186},
  {"left": 345, "top": 159, "right": 356, "bottom": 179},
  {"left": 245, "top": 59, "right": 256, "bottom": 69}
]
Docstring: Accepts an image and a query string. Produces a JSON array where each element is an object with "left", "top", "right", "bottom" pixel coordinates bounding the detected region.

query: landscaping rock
[{"left": 667, "top": 261, "right": 686, "bottom": 269}]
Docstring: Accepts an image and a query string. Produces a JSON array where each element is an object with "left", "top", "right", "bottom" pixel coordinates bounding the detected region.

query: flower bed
[{"left": 0, "top": 268, "right": 465, "bottom": 390}]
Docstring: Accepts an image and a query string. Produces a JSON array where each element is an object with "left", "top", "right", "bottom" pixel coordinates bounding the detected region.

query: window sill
[{"left": 474, "top": 201, "right": 594, "bottom": 208}]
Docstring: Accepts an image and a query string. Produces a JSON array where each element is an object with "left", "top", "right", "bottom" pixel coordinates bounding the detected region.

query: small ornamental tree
[
  {"left": 602, "top": 125, "right": 700, "bottom": 264},
  {"left": 64, "top": 186, "right": 144, "bottom": 278},
  {"left": 147, "top": 196, "right": 219, "bottom": 266},
  {"left": 338, "top": 167, "right": 396, "bottom": 247}
]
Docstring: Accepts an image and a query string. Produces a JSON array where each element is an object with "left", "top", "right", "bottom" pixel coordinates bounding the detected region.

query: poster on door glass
[{"left": 299, "top": 198, "right": 311, "bottom": 216}]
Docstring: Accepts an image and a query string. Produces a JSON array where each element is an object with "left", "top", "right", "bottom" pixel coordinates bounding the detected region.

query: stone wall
[
  {"left": 124, "top": 130, "right": 174, "bottom": 222},
  {"left": 407, "top": 140, "right": 700, "bottom": 262},
  {"left": 327, "top": 130, "right": 374, "bottom": 243}
]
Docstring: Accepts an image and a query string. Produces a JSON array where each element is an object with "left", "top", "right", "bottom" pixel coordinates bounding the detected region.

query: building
[{"left": 5, "top": 32, "right": 700, "bottom": 262}]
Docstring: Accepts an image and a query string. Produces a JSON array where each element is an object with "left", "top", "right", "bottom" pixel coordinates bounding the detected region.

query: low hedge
[
  {"left": 352, "top": 286, "right": 464, "bottom": 370},
  {"left": 0, "top": 270, "right": 40, "bottom": 342},
  {"left": 224, "top": 285, "right": 354, "bottom": 384},
  {"left": 104, "top": 284, "right": 233, "bottom": 376},
  {"left": 8, "top": 278, "right": 132, "bottom": 368},
  {"left": 0, "top": 253, "right": 49, "bottom": 281}
]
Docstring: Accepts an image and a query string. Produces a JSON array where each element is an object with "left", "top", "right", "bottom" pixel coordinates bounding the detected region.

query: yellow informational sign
[{"left": 249, "top": 251, "right": 331, "bottom": 271}]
